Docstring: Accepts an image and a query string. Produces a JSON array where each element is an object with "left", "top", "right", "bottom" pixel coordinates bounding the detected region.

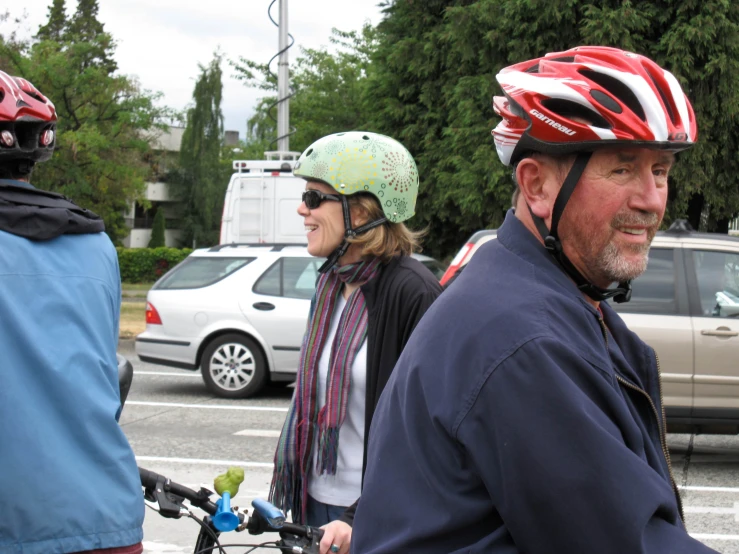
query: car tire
[{"left": 200, "top": 334, "right": 267, "bottom": 399}]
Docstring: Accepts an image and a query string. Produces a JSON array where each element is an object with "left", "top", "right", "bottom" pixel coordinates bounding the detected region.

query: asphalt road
[{"left": 118, "top": 339, "right": 739, "bottom": 553}]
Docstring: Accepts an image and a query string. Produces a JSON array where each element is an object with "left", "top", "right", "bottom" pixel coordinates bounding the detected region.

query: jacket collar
[
  {"left": 0, "top": 178, "right": 35, "bottom": 190},
  {"left": 497, "top": 209, "right": 600, "bottom": 315}
]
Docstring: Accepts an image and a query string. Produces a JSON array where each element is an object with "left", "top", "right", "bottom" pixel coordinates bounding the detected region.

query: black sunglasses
[{"left": 302, "top": 189, "right": 341, "bottom": 209}]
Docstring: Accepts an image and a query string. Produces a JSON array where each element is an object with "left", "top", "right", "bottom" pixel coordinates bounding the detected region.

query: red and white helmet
[
  {"left": 0, "top": 70, "right": 57, "bottom": 163},
  {"left": 492, "top": 46, "right": 697, "bottom": 166}
]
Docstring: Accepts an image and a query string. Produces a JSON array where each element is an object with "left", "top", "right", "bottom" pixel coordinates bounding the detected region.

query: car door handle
[
  {"left": 253, "top": 302, "right": 276, "bottom": 311},
  {"left": 701, "top": 326, "right": 739, "bottom": 338}
]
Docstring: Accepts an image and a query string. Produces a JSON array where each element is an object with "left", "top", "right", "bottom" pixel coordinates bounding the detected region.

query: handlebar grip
[
  {"left": 139, "top": 467, "right": 161, "bottom": 489},
  {"left": 139, "top": 466, "right": 219, "bottom": 516},
  {"left": 280, "top": 521, "right": 324, "bottom": 540}
]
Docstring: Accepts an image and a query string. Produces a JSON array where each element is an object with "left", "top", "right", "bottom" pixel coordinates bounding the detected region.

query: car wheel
[{"left": 200, "top": 334, "right": 267, "bottom": 398}]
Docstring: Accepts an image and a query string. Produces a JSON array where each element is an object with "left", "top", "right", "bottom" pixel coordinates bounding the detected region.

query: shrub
[
  {"left": 117, "top": 247, "right": 192, "bottom": 283},
  {"left": 148, "top": 208, "right": 166, "bottom": 248}
]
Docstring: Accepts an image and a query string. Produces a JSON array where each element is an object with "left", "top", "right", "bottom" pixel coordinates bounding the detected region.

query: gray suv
[
  {"left": 611, "top": 227, "right": 739, "bottom": 434},
  {"left": 445, "top": 224, "right": 739, "bottom": 433}
]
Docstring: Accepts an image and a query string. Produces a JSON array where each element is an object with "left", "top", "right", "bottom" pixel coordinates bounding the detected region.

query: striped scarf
[{"left": 269, "top": 257, "right": 382, "bottom": 523}]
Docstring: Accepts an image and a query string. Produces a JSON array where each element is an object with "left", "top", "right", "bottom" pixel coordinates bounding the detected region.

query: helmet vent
[
  {"left": 541, "top": 98, "right": 611, "bottom": 129},
  {"left": 362, "top": 135, "right": 370, "bottom": 140},
  {"left": 643, "top": 64, "right": 678, "bottom": 125},
  {"left": 578, "top": 69, "right": 646, "bottom": 122},
  {"left": 305, "top": 148, "right": 313, "bottom": 157},
  {"left": 528, "top": 57, "right": 575, "bottom": 74},
  {"left": 589, "top": 89, "right": 622, "bottom": 114},
  {"left": 24, "top": 90, "right": 45, "bottom": 103},
  {"left": 547, "top": 56, "right": 575, "bottom": 64}
]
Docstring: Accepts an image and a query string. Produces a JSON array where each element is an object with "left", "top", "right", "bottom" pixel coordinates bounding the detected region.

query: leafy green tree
[
  {"left": 148, "top": 207, "right": 166, "bottom": 247},
  {"left": 176, "top": 53, "right": 227, "bottom": 247},
  {"left": 0, "top": 0, "right": 169, "bottom": 243},
  {"left": 234, "top": 25, "right": 377, "bottom": 155},
  {"left": 66, "top": 0, "right": 117, "bottom": 73},
  {"left": 364, "top": 0, "right": 739, "bottom": 257}
]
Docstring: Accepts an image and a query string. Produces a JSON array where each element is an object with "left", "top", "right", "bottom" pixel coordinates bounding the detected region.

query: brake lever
[{"left": 144, "top": 474, "right": 187, "bottom": 518}]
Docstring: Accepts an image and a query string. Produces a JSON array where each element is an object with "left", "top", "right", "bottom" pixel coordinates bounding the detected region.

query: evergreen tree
[
  {"left": 66, "top": 0, "right": 117, "bottom": 73},
  {"left": 36, "top": 0, "right": 66, "bottom": 42},
  {"left": 148, "top": 207, "right": 166, "bottom": 248},
  {"left": 177, "top": 53, "right": 226, "bottom": 247},
  {"left": 366, "top": 0, "right": 739, "bottom": 257}
]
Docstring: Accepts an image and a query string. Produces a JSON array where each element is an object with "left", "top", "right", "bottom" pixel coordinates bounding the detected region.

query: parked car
[
  {"left": 443, "top": 223, "right": 739, "bottom": 433},
  {"left": 135, "top": 246, "right": 446, "bottom": 399},
  {"left": 413, "top": 252, "right": 447, "bottom": 280},
  {"left": 439, "top": 230, "right": 497, "bottom": 287},
  {"left": 136, "top": 244, "right": 322, "bottom": 398}
]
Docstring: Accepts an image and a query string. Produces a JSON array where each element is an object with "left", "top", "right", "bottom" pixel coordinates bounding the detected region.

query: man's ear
[{"left": 516, "top": 157, "right": 555, "bottom": 221}]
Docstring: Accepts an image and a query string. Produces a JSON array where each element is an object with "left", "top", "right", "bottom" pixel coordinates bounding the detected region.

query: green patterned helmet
[{"left": 293, "top": 131, "right": 419, "bottom": 223}]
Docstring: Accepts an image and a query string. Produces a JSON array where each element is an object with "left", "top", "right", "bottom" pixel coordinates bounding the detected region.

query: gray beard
[{"left": 595, "top": 239, "right": 651, "bottom": 283}]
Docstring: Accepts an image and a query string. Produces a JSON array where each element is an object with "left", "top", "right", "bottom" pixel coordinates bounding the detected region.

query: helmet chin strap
[
  {"left": 528, "top": 151, "right": 632, "bottom": 304},
  {"left": 318, "top": 196, "right": 388, "bottom": 274}
]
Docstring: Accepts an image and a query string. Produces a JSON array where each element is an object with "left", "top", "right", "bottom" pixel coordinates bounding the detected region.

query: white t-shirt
[{"left": 307, "top": 294, "right": 367, "bottom": 507}]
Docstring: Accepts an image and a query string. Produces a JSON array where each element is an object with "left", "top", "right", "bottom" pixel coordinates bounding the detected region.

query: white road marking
[
  {"left": 136, "top": 455, "right": 273, "bottom": 468},
  {"left": 134, "top": 371, "right": 200, "bottom": 378},
  {"left": 690, "top": 533, "right": 739, "bottom": 541},
  {"left": 234, "top": 429, "right": 281, "bottom": 437},
  {"left": 685, "top": 503, "right": 739, "bottom": 521},
  {"left": 143, "top": 541, "right": 187, "bottom": 553},
  {"left": 680, "top": 485, "right": 739, "bottom": 493},
  {"left": 127, "top": 400, "right": 288, "bottom": 412}
]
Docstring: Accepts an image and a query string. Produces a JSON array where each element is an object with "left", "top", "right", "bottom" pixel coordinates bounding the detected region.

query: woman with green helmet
[{"left": 270, "top": 131, "right": 442, "bottom": 554}]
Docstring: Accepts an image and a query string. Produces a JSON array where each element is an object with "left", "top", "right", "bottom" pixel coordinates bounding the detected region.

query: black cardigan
[{"left": 339, "top": 255, "right": 442, "bottom": 525}]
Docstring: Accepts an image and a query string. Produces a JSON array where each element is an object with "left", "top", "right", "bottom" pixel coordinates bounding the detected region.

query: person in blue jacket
[
  {"left": 0, "top": 72, "right": 144, "bottom": 553},
  {"left": 352, "top": 46, "right": 718, "bottom": 553}
]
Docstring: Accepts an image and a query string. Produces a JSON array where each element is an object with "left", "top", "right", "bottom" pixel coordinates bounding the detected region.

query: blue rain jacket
[
  {"left": 352, "top": 210, "right": 717, "bottom": 554},
  {"left": 0, "top": 180, "right": 144, "bottom": 553}
]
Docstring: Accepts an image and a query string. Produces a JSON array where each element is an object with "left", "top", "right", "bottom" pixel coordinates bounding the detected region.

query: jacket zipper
[{"left": 597, "top": 317, "right": 685, "bottom": 522}]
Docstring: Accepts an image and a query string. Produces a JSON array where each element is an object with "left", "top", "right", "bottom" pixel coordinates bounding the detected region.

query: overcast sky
[{"left": 0, "top": 0, "right": 386, "bottom": 140}]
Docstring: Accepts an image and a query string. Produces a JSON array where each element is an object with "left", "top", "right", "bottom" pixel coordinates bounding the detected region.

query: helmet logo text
[{"left": 530, "top": 109, "right": 577, "bottom": 136}]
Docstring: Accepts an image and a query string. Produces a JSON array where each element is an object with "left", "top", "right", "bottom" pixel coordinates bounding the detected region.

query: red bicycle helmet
[
  {"left": 0, "top": 71, "right": 57, "bottom": 164},
  {"left": 492, "top": 46, "right": 697, "bottom": 166}
]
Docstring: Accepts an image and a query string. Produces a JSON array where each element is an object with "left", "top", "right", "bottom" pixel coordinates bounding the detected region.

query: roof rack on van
[
  {"left": 209, "top": 243, "right": 307, "bottom": 252},
  {"left": 665, "top": 219, "right": 695, "bottom": 234}
]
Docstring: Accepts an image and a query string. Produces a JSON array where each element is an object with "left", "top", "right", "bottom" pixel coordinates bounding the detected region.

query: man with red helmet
[
  {"left": 351, "top": 47, "right": 717, "bottom": 553},
  {"left": 0, "top": 71, "right": 144, "bottom": 553}
]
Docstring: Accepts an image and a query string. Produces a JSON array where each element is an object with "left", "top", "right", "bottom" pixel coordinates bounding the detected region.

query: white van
[{"left": 219, "top": 151, "right": 308, "bottom": 245}]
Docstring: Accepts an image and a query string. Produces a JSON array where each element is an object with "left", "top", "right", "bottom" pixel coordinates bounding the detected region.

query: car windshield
[
  {"left": 421, "top": 259, "right": 446, "bottom": 280},
  {"left": 154, "top": 257, "right": 254, "bottom": 290}
]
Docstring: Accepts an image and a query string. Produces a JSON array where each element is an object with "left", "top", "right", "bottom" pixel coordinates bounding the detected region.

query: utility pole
[{"left": 277, "top": 0, "right": 290, "bottom": 152}]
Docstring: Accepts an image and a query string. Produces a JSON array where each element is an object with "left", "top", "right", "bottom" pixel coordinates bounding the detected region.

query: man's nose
[{"left": 630, "top": 170, "right": 666, "bottom": 215}]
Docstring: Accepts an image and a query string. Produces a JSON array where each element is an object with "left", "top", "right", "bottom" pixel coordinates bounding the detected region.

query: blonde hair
[{"left": 347, "top": 193, "right": 424, "bottom": 262}]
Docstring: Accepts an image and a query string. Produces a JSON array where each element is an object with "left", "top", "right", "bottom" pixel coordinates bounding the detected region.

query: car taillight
[
  {"left": 440, "top": 243, "right": 473, "bottom": 287},
  {"left": 145, "top": 302, "right": 162, "bottom": 325}
]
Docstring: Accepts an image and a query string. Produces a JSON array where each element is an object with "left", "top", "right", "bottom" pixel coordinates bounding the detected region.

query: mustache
[{"left": 611, "top": 212, "right": 659, "bottom": 228}]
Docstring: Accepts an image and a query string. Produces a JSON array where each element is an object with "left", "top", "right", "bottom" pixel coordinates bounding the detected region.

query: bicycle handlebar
[
  {"left": 139, "top": 466, "right": 219, "bottom": 516},
  {"left": 139, "top": 466, "right": 323, "bottom": 551}
]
